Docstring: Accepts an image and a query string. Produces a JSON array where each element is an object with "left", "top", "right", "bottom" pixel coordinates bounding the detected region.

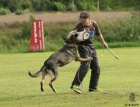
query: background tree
[
  {"left": 0, "top": 0, "right": 139, "bottom": 12},
  {"left": 8, "top": 0, "right": 22, "bottom": 12},
  {"left": 21, "top": 0, "right": 33, "bottom": 11}
]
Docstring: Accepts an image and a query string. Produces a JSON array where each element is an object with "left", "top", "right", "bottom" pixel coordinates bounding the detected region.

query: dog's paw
[
  {"left": 49, "top": 83, "right": 57, "bottom": 93},
  {"left": 41, "top": 88, "right": 44, "bottom": 92}
]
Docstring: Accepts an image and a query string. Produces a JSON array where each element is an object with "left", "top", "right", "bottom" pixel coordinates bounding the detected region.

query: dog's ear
[
  {"left": 62, "top": 36, "right": 70, "bottom": 43},
  {"left": 62, "top": 37, "right": 66, "bottom": 41},
  {"left": 70, "top": 34, "right": 78, "bottom": 42},
  {"left": 73, "top": 34, "right": 78, "bottom": 38},
  {"left": 62, "top": 36, "right": 67, "bottom": 42},
  {"left": 63, "top": 34, "right": 78, "bottom": 44}
]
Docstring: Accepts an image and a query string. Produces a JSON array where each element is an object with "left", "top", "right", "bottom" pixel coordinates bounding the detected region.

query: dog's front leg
[
  {"left": 78, "top": 57, "right": 93, "bottom": 61},
  {"left": 75, "top": 57, "right": 93, "bottom": 62}
]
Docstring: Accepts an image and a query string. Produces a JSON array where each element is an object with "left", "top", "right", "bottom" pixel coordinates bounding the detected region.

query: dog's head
[
  {"left": 64, "top": 29, "right": 90, "bottom": 44},
  {"left": 63, "top": 34, "right": 78, "bottom": 44}
]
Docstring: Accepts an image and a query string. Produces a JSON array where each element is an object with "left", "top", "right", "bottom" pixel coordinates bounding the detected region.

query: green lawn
[{"left": 0, "top": 47, "right": 140, "bottom": 107}]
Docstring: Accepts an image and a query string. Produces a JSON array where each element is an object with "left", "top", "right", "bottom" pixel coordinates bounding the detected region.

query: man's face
[{"left": 81, "top": 18, "right": 90, "bottom": 26}]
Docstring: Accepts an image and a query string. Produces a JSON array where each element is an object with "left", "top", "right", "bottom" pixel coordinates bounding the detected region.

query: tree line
[{"left": 0, "top": 0, "right": 139, "bottom": 13}]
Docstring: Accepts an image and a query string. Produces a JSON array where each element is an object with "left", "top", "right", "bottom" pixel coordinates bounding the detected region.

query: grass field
[{"left": 0, "top": 47, "right": 140, "bottom": 107}]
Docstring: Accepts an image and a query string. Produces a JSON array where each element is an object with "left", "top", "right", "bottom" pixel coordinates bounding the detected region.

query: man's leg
[
  {"left": 89, "top": 50, "right": 102, "bottom": 92},
  {"left": 71, "top": 46, "right": 91, "bottom": 93},
  {"left": 71, "top": 61, "right": 90, "bottom": 86}
]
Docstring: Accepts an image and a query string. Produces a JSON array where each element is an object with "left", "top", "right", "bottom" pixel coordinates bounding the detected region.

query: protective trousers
[{"left": 71, "top": 45, "right": 100, "bottom": 89}]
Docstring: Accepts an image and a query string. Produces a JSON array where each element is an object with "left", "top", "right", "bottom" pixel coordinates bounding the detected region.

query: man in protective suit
[{"left": 70, "top": 11, "right": 108, "bottom": 94}]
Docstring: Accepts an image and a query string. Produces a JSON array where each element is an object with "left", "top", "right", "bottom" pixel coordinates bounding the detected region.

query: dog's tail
[
  {"left": 28, "top": 71, "right": 42, "bottom": 77},
  {"left": 28, "top": 66, "right": 47, "bottom": 78}
]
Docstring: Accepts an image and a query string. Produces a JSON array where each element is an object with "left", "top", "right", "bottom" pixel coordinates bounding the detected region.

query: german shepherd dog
[{"left": 28, "top": 35, "right": 93, "bottom": 93}]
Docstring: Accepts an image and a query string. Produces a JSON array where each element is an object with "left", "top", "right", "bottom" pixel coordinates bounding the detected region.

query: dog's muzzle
[
  {"left": 76, "top": 31, "right": 89, "bottom": 42},
  {"left": 67, "top": 29, "right": 92, "bottom": 42}
]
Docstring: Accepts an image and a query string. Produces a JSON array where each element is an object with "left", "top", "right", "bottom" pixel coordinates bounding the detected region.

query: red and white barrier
[{"left": 29, "top": 20, "right": 45, "bottom": 52}]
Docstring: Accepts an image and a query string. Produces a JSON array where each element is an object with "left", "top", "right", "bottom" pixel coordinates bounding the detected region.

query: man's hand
[
  {"left": 102, "top": 41, "right": 108, "bottom": 47},
  {"left": 98, "top": 34, "right": 108, "bottom": 47}
]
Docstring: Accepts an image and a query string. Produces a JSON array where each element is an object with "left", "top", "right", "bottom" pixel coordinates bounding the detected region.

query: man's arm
[
  {"left": 92, "top": 20, "right": 108, "bottom": 47},
  {"left": 98, "top": 33, "right": 108, "bottom": 47}
]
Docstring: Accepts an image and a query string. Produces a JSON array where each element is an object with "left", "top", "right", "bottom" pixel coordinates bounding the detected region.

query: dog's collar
[
  {"left": 66, "top": 49, "right": 75, "bottom": 57},
  {"left": 64, "top": 44, "right": 76, "bottom": 48}
]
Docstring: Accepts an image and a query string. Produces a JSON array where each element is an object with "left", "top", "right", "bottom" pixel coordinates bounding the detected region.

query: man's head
[
  {"left": 79, "top": 11, "right": 90, "bottom": 21},
  {"left": 79, "top": 11, "right": 91, "bottom": 26}
]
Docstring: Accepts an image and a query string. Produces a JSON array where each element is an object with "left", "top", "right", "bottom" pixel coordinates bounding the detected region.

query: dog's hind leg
[
  {"left": 48, "top": 68, "right": 58, "bottom": 93},
  {"left": 40, "top": 73, "right": 47, "bottom": 92},
  {"left": 47, "top": 62, "right": 58, "bottom": 93},
  {"left": 49, "top": 77, "right": 57, "bottom": 93}
]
